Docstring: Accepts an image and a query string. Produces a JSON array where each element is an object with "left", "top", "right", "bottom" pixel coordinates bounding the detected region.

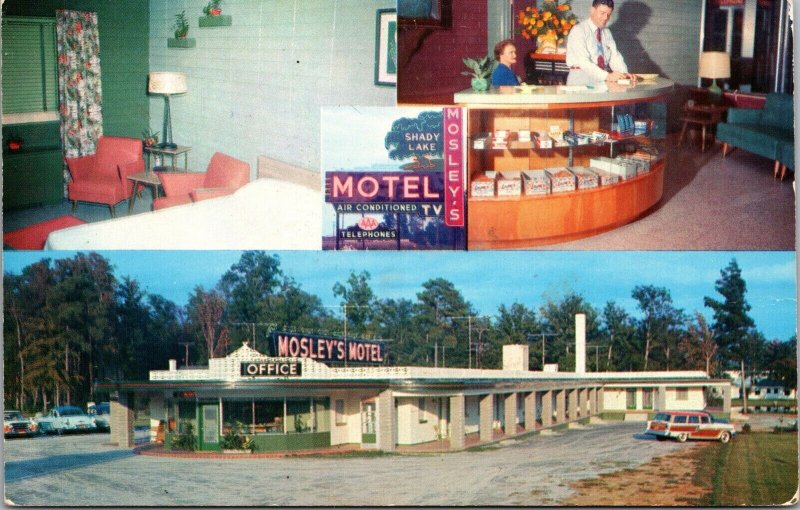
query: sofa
[
  {"left": 716, "top": 93, "right": 794, "bottom": 180},
  {"left": 153, "top": 152, "right": 250, "bottom": 210}
]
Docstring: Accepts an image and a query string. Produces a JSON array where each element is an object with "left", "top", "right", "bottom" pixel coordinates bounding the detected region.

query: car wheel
[
  {"left": 677, "top": 433, "right": 688, "bottom": 443},
  {"left": 719, "top": 431, "right": 731, "bottom": 444}
]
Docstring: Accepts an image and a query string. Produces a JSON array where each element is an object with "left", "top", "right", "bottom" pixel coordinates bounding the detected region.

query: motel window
[
  {"left": 418, "top": 398, "right": 427, "bottom": 423},
  {"left": 335, "top": 399, "right": 347, "bottom": 425},
  {"left": 1, "top": 17, "right": 58, "bottom": 115},
  {"left": 218, "top": 398, "right": 328, "bottom": 435},
  {"left": 754, "top": 389, "right": 761, "bottom": 396},
  {"left": 642, "top": 389, "right": 653, "bottom": 410},
  {"left": 626, "top": 389, "right": 637, "bottom": 410},
  {"left": 676, "top": 388, "right": 689, "bottom": 401}
]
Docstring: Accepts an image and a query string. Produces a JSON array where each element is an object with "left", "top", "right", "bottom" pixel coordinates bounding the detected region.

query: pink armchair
[
  {"left": 66, "top": 136, "right": 144, "bottom": 217},
  {"left": 153, "top": 152, "right": 250, "bottom": 210}
]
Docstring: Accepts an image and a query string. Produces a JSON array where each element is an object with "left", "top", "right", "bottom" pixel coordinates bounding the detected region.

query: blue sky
[{"left": 4, "top": 250, "right": 796, "bottom": 341}]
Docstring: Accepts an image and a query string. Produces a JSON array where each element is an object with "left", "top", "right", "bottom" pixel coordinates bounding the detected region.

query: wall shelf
[
  {"left": 168, "top": 38, "right": 196, "bottom": 48},
  {"left": 199, "top": 15, "right": 232, "bottom": 27}
]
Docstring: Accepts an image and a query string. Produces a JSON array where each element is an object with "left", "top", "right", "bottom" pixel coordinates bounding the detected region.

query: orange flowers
[{"left": 517, "top": 0, "right": 577, "bottom": 40}]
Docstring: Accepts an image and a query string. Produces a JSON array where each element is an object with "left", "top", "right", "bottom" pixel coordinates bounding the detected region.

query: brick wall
[{"left": 397, "top": 0, "right": 488, "bottom": 104}]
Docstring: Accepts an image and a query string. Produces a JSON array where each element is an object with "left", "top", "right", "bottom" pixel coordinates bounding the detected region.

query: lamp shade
[
  {"left": 698, "top": 52, "right": 730, "bottom": 79},
  {"left": 148, "top": 72, "right": 187, "bottom": 95}
]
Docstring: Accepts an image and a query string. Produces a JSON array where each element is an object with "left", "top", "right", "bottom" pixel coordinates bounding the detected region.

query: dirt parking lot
[{"left": 4, "top": 421, "right": 698, "bottom": 506}]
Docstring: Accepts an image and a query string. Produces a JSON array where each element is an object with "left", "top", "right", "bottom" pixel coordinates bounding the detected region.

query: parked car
[
  {"left": 4, "top": 410, "right": 39, "bottom": 438},
  {"left": 36, "top": 405, "right": 97, "bottom": 435},
  {"left": 645, "top": 410, "right": 736, "bottom": 443},
  {"left": 88, "top": 402, "right": 111, "bottom": 432}
]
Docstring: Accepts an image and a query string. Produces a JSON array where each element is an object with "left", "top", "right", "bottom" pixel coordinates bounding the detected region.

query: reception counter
[{"left": 455, "top": 78, "right": 674, "bottom": 249}]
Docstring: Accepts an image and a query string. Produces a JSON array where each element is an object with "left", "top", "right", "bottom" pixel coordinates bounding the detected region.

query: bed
[{"left": 44, "top": 156, "right": 322, "bottom": 250}]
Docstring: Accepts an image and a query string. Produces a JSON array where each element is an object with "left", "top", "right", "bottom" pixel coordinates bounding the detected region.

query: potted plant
[
  {"left": 142, "top": 129, "right": 159, "bottom": 148},
  {"left": 462, "top": 56, "right": 495, "bottom": 92},
  {"left": 174, "top": 10, "right": 189, "bottom": 39},
  {"left": 221, "top": 421, "right": 254, "bottom": 453},
  {"left": 203, "top": 0, "right": 223, "bottom": 16}
]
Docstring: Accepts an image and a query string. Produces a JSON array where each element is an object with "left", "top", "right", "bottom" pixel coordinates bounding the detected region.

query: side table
[
  {"left": 144, "top": 145, "right": 191, "bottom": 172},
  {"left": 127, "top": 171, "right": 162, "bottom": 213},
  {"left": 678, "top": 104, "right": 728, "bottom": 152}
]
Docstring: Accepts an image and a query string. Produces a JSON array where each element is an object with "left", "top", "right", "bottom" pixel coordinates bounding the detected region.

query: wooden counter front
[{"left": 468, "top": 161, "right": 663, "bottom": 249}]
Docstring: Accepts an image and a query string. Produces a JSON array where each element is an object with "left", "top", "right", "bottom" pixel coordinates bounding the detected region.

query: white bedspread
[{"left": 45, "top": 178, "right": 322, "bottom": 250}]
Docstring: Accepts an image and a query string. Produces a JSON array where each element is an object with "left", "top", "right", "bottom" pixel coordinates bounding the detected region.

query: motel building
[{"left": 104, "top": 315, "right": 733, "bottom": 453}]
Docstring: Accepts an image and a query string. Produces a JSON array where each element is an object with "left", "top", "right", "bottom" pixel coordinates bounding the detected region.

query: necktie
[{"left": 596, "top": 28, "right": 605, "bottom": 70}]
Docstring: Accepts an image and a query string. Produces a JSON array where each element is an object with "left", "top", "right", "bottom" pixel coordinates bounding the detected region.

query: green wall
[{"left": 2, "top": 0, "right": 150, "bottom": 138}]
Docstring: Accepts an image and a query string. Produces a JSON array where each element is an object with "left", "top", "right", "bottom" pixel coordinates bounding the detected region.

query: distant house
[{"left": 751, "top": 379, "right": 796, "bottom": 400}]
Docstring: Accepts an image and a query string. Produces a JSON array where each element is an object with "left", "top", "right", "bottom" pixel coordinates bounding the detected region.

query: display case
[{"left": 454, "top": 78, "right": 673, "bottom": 249}]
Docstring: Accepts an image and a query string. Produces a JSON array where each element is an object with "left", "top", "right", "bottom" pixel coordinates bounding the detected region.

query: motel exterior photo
[{"left": 104, "top": 315, "right": 732, "bottom": 453}]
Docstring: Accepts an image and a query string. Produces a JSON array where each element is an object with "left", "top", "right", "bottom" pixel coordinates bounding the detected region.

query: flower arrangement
[
  {"left": 203, "top": 0, "right": 223, "bottom": 16},
  {"left": 518, "top": 0, "right": 578, "bottom": 51}
]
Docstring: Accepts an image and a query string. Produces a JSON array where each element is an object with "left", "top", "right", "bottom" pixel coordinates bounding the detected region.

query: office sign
[{"left": 240, "top": 361, "right": 302, "bottom": 377}]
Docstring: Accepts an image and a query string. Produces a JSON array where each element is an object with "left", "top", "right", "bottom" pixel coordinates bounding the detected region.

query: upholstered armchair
[
  {"left": 65, "top": 136, "right": 144, "bottom": 217},
  {"left": 153, "top": 152, "right": 250, "bottom": 210}
]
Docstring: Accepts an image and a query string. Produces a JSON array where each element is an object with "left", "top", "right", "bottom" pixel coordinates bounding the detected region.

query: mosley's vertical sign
[{"left": 443, "top": 107, "right": 464, "bottom": 227}]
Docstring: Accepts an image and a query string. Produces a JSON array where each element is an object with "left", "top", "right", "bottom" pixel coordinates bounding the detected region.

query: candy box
[
  {"left": 522, "top": 170, "right": 550, "bottom": 196},
  {"left": 545, "top": 167, "right": 576, "bottom": 193},
  {"left": 568, "top": 166, "right": 599, "bottom": 190},
  {"left": 589, "top": 167, "right": 620, "bottom": 186},
  {"left": 471, "top": 172, "right": 496, "bottom": 197},
  {"left": 589, "top": 157, "right": 615, "bottom": 172},
  {"left": 497, "top": 171, "right": 522, "bottom": 196},
  {"left": 533, "top": 131, "right": 553, "bottom": 149}
]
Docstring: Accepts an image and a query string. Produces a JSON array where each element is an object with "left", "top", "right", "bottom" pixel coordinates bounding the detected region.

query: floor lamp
[{"left": 148, "top": 72, "right": 187, "bottom": 149}]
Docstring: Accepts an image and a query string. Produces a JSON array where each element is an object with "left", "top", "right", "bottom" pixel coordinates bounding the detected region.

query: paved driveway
[{"left": 4, "top": 421, "right": 697, "bottom": 506}]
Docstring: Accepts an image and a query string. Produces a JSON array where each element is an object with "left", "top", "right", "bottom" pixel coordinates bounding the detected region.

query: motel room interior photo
[
  {"left": 2, "top": 0, "right": 395, "bottom": 250},
  {"left": 1, "top": 0, "right": 796, "bottom": 250}
]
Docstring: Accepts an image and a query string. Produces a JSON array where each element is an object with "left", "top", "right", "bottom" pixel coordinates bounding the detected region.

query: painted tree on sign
[{"left": 384, "top": 111, "right": 442, "bottom": 169}]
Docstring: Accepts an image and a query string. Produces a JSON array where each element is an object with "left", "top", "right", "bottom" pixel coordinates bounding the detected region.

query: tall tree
[
  {"left": 333, "top": 271, "right": 376, "bottom": 338},
  {"left": 680, "top": 312, "right": 718, "bottom": 376},
  {"left": 188, "top": 287, "right": 230, "bottom": 359},
  {"left": 598, "top": 301, "right": 639, "bottom": 371},
  {"left": 765, "top": 338, "right": 797, "bottom": 391},
  {"left": 414, "top": 278, "right": 474, "bottom": 367},
  {"left": 631, "top": 285, "right": 685, "bottom": 370},
  {"left": 703, "top": 258, "right": 756, "bottom": 364}
]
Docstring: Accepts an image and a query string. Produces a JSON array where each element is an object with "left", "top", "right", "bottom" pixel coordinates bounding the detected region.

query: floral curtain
[{"left": 56, "top": 10, "right": 103, "bottom": 163}]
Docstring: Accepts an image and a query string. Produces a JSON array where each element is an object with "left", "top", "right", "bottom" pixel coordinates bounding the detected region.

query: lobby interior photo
[
  {"left": 1, "top": 0, "right": 796, "bottom": 250},
  {"left": 397, "top": 0, "right": 795, "bottom": 250}
]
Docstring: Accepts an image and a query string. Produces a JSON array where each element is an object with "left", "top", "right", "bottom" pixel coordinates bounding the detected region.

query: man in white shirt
[{"left": 566, "top": 0, "right": 635, "bottom": 85}]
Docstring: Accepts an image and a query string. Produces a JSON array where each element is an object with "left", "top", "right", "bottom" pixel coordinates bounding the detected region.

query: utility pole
[
  {"left": 527, "top": 332, "right": 557, "bottom": 369},
  {"left": 178, "top": 342, "right": 192, "bottom": 367},
  {"left": 447, "top": 315, "right": 490, "bottom": 369}
]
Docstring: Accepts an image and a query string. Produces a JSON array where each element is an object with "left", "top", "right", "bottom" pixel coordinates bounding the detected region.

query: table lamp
[
  {"left": 148, "top": 72, "right": 187, "bottom": 149},
  {"left": 698, "top": 51, "right": 730, "bottom": 97}
]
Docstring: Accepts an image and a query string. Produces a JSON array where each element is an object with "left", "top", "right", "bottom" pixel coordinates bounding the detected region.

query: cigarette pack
[
  {"left": 522, "top": 170, "right": 550, "bottom": 196},
  {"left": 607, "top": 159, "right": 637, "bottom": 180},
  {"left": 472, "top": 133, "right": 491, "bottom": 150},
  {"left": 492, "top": 130, "right": 509, "bottom": 149},
  {"left": 568, "top": 166, "right": 599, "bottom": 190},
  {"left": 533, "top": 131, "right": 553, "bottom": 149},
  {"left": 471, "top": 172, "right": 496, "bottom": 197},
  {"left": 617, "top": 156, "right": 649, "bottom": 175},
  {"left": 497, "top": 171, "right": 522, "bottom": 196},
  {"left": 545, "top": 167, "right": 576, "bottom": 193},
  {"left": 589, "top": 167, "right": 619, "bottom": 186},
  {"left": 589, "top": 157, "right": 615, "bottom": 172}
]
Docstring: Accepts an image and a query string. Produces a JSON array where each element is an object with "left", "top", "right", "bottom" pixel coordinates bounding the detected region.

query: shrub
[
  {"left": 741, "top": 423, "right": 751, "bottom": 434},
  {"left": 171, "top": 421, "right": 196, "bottom": 451}
]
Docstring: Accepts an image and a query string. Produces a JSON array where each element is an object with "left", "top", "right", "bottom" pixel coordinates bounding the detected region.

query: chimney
[
  {"left": 575, "top": 314, "right": 586, "bottom": 374},
  {"left": 502, "top": 344, "right": 529, "bottom": 371},
  {"left": 168, "top": 359, "right": 177, "bottom": 371}
]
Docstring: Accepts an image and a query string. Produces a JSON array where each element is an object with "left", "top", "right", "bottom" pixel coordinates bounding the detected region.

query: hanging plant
[{"left": 173, "top": 10, "right": 189, "bottom": 38}]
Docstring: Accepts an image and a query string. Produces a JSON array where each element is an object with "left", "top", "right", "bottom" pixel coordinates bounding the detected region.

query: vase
[
  {"left": 535, "top": 33, "right": 558, "bottom": 54},
  {"left": 471, "top": 78, "right": 489, "bottom": 92}
]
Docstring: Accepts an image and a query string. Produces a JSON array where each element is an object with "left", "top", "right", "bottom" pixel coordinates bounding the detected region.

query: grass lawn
[{"left": 692, "top": 432, "right": 798, "bottom": 505}]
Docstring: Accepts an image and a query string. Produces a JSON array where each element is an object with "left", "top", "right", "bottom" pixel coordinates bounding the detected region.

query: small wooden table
[
  {"left": 678, "top": 104, "right": 728, "bottom": 152},
  {"left": 144, "top": 144, "right": 191, "bottom": 172},
  {"left": 127, "top": 171, "right": 162, "bottom": 213}
]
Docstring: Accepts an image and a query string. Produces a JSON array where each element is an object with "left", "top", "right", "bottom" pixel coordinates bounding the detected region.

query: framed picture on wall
[
  {"left": 398, "top": 0, "right": 451, "bottom": 28},
  {"left": 374, "top": 9, "right": 397, "bottom": 87}
]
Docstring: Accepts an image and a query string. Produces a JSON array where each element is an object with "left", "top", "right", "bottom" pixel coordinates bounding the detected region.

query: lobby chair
[
  {"left": 153, "top": 152, "right": 250, "bottom": 210},
  {"left": 65, "top": 136, "right": 144, "bottom": 217}
]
